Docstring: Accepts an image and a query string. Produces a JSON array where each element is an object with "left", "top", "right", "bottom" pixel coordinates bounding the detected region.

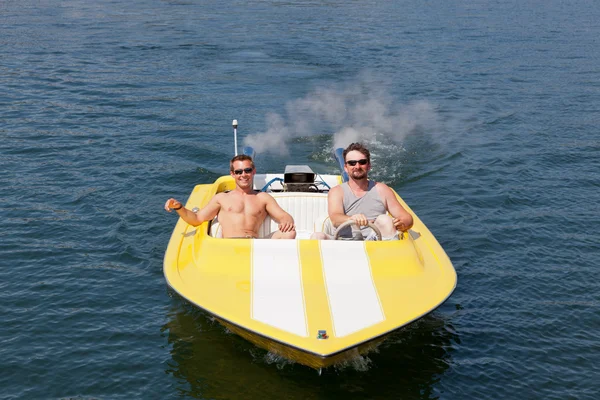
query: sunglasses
[
  {"left": 346, "top": 159, "right": 368, "bottom": 166},
  {"left": 233, "top": 167, "right": 254, "bottom": 175}
]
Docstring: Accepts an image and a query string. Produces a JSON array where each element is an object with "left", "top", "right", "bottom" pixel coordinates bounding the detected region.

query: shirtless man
[
  {"left": 165, "top": 155, "right": 296, "bottom": 239},
  {"left": 312, "top": 143, "right": 413, "bottom": 240}
]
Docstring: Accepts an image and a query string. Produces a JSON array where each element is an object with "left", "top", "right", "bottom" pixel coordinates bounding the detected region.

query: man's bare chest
[{"left": 220, "top": 194, "right": 265, "bottom": 216}]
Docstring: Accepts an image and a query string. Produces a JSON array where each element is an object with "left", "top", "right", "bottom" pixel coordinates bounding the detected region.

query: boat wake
[
  {"left": 332, "top": 354, "right": 374, "bottom": 373},
  {"left": 255, "top": 349, "right": 376, "bottom": 373},
  {"left": 261, "top": 351, "right": 296, "bottom": 370}
]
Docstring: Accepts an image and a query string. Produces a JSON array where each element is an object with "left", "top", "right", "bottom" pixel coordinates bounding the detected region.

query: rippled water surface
[{"left": 2, "top": 0, "right": 599, "bottom": 399}]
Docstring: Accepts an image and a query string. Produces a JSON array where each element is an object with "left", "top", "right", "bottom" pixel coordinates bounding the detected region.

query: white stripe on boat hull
[
  {"left": 321, "top": 241, "right": 385, "bottom": 337},
  {"left": 251, "top": 240, "right": 308, "bottom": 337}
]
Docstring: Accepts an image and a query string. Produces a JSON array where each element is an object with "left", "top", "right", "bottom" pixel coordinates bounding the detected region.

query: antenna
[{"left": 232, "top": 119, "right": 238, "bottom": 155}]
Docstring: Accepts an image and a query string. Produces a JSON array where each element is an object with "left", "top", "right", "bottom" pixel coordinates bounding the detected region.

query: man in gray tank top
[{"left": 311, "top": 143, "right": 413, "bottom": 240}]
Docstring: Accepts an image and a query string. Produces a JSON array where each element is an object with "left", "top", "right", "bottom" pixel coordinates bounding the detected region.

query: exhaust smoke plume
[{"left": 244, "top": 78, "right": 440, "bottom": 154}]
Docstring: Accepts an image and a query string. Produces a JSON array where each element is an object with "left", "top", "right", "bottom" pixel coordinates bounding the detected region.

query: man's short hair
[
  {"left": 230, "top": 154, "right": 255, "bottom": 171},
  {"left": 343, "top": 143, "right": 371, "bottom": 163}
]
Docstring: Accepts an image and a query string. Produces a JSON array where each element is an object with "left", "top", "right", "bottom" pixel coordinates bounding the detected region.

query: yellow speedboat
[{"left": 164, "top": 147, "right": 457, "bottom": 370}]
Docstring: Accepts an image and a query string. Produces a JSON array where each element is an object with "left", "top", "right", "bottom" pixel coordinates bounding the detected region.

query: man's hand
[
  {"left": 349, "top": 213, "right": 369, "bottom": 227},
  {"left": 278, "top": 219, "right": 296, "bottom": 233},
  {"left": 392, "top": 217, "right": 410, "bottom": 232},
  {"left": 164, "top": 198, "right": 183, "bottom": 212}
]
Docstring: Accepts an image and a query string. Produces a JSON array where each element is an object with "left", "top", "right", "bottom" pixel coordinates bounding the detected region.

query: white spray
[{"left": 244, "top": 77, "right": 440, "bottom": 155}]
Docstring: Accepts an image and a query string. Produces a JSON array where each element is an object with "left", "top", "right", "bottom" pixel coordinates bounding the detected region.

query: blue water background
[{"left": 1, "top": 0, "right": 599, "bottom": 398}]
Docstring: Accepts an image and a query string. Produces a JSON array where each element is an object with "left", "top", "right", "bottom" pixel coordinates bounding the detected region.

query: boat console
[
  {"left": 256, "top": 166, "right": 334, "bottom": 193},
  {"left": 283, "top": 165, "right": 317, "bottom": 192}
]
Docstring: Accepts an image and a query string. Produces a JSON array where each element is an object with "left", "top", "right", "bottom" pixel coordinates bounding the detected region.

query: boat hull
[{"left": 217, "top": 317, "right": 387, "bottom": 369}]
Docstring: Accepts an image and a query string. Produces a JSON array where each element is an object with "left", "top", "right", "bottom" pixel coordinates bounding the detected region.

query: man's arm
[
  {"left": 164, "top": 195, "right": 222, "bottom": 227},
  {"left": 376, "top": 183, "right": 414, "bottom": 232},
  {"left": 327, "top": 186, "right": 348, "bottom": 227},
  {"left": 262, "top": 194, "right": 295, "bottom": 232}
]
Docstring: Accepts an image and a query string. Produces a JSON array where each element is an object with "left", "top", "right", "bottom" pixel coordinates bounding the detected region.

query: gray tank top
[{"left": 338, "top": 181, "right": 386, "bottom": 238}]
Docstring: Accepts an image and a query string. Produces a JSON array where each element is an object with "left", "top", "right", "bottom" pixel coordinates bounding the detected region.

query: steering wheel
[{"left": 333, "top": 219, "right": 382, "bottom": 241}]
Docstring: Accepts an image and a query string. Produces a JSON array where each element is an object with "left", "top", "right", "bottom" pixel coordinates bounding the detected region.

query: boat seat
[{"left": 210, "top": 192, "right": 330, "bottom": 239}]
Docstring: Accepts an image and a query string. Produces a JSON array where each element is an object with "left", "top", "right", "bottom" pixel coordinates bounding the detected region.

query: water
[{"left": 1, "top": 0, "right": 599, "bottom": 398}]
